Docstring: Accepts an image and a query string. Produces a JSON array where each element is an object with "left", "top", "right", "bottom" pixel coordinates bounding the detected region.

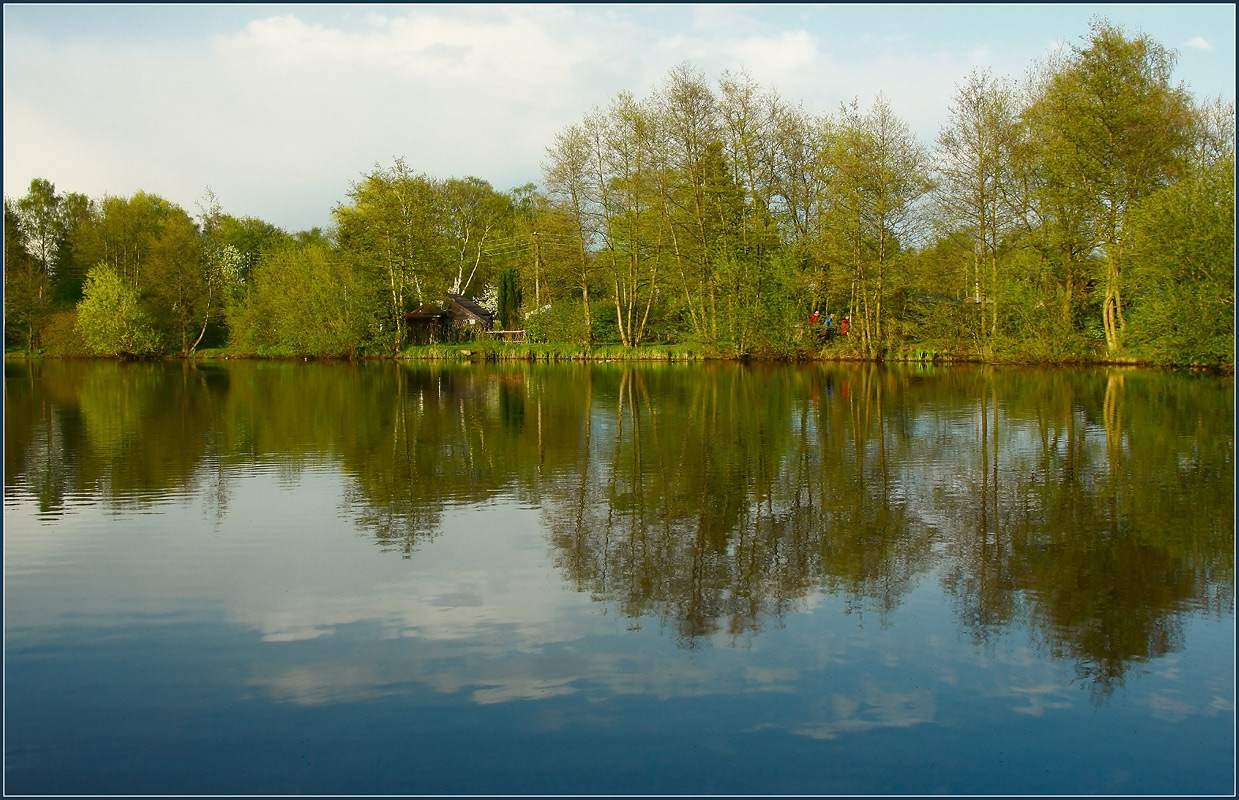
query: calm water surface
[{"left": 3, "top": 360, "right": 1234, "bottom": 795}]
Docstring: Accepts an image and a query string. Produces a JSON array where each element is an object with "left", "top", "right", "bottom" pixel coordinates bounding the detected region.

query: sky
[{"left": 4, "top": 3, "right": 1235, "bottom": 234}]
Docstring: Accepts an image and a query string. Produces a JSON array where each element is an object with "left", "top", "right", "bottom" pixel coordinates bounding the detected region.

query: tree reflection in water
[{"left": 4, "top": 359, "right": 1232, "bottom": 697}]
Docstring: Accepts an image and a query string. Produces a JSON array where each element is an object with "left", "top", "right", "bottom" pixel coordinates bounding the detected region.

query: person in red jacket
[{"left": 840, "top": 316, "right": 850, "bottom": 336}]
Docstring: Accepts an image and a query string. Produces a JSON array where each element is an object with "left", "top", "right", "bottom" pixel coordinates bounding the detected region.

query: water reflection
[{"left": 4, "top": 359, "right": 1233, "bottom": 700}]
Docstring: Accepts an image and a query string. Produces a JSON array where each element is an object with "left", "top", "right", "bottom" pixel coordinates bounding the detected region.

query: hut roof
[
  {"left": 402, "top": 306, "right": 450, "bottom": 322},
  {"left": 446, "top": 293, "right": 495, "bottom": 323}
]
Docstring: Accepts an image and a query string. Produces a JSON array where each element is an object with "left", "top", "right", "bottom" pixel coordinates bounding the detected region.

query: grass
[
  {"left": 394, "top": 341, "right": 723, "bottom": 362},
  {"left": 15, "top": 337, "right": 1207, "bottom": 369}
]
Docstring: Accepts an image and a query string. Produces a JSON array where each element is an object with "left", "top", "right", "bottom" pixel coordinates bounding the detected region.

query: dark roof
[
  {"left": 402, "top": 306, "right": 450, "bottom": 322},
  {"left": 446, "top": 293, "right": 494, "bottom": 322}
]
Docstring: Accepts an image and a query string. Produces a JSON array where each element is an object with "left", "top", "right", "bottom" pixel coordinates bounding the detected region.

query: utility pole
[{"left": 532, "top": 231, "right": 543, "bottom": 307}]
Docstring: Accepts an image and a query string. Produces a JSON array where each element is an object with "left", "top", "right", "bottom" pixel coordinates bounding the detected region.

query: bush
[
  {"left": 1122, "top": 157, "right": 1235, "bottom": 367},
  {"left": 225, "top": 242, "right": 387, "bottom": 357},
  {"left": 39, "top": 311, "right": 89, "bottom": 356},
  {"left": 75, "top": 264, "right": 164, "bottom": 357},
  {"left": 524, "top": 300, "right": 592, "bottom": 345}
]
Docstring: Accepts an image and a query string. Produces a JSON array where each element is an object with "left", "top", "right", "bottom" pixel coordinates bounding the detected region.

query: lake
[{"left": 3, "top": 359, "right": 1234, "bottom": 795}]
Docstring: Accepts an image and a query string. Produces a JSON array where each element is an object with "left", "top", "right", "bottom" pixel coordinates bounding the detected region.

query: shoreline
[{"left": 6, "top": 345, "right": 1232, "bottom": 373}]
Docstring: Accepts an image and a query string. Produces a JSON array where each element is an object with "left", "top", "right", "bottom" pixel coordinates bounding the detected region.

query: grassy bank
[
  {"left": 9, "top": 341, "right": 1231, "bottom": 372},
  {"left": 393, "top": 341, "right": 723, "bottom": 362}
]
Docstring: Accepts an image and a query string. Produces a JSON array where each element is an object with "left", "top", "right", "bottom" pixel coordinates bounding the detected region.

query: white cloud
[
  {"left": 1185, "top": 36, "right": 1213, "bottom": 51},
  {"left": 734, "top": 29, "right": 820, "bottom": 73},
  {"left": 1007, "top": 682, "right": 1075, "bottom": 717},
  {"left": 784, "top": 687, "right": 937, "bottom": 740}
]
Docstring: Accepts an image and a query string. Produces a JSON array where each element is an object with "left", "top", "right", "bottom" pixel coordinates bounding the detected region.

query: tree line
[{"left": 5, "top": 18, "right": 1234, "bottom": 366}]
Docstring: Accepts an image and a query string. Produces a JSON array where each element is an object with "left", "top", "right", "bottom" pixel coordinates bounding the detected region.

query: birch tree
[
  {"left": 1024, "top": 19, "right": 1195, "bottom": 353},
  {"left": 935, "top": 69, "right": 1019, "bottom": 342},
  {"left": 544, "top": 123, "right": 601, "bottom": 339},
  {"left": 818, "top": 96, "right": 932, "bottom": 356},
  {"left": 599, "top": 93, "right": 662, "bottom": 347},
  {"left": 441, "top": 176, "right": 512, "bottom": 297},
  {"left": 336, "top": 158, "right": 443, "bottom": 319}
]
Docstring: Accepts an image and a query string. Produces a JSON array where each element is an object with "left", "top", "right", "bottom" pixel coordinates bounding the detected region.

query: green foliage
[
  {"left": 74, "top": 192, "right": 173, "bottom": 281},
  {"left": 37, "top": 311, "right": 88, "bottom": 356},
  {"left": 586, "top": 302, "right": 624, "bottom": 345},
  {"left": 12, "top": 179, "right": 92, "bottom": 302},
  {"left": 893, "top": 295, "right": 976, "bottom": 356},
  {"left": 524, "top": 300, "right": 590, "bottom": 345},
  {"left": 143, "top": 207, "right": 207, "bottom": 354},
  {"left": 441, "top": 176, "right": 514, "bottom": 296},
  {"left": 730, "top": 247, "right": 804, "bottom": 358},
  {"left": 335, "top": 160, "right": 519, "bottom": 342},
  {"left": 75, "top": 263, "right": 163, "bottom": 356},
  {"left": 813, "top": 96, "right": 933, "bottom": 357},
  {"left": 70, "top": 191, "right": 219, "bottom": 354},
  {"left": 495, "top": 267, "right": 523, "bottom": 330},
  {"left": 198, "top": 190, "right": 290, "bottom": 284},
  {"left": 335, "top": 159, "right": 445, "bottom": 319},
  {"left": 1123, "top": 155, "right": 1235, "bottom": 366},
  {"left": 1022, "top": 19, "right": 1197, "bottom": 353},
  {"left": 226, "top": 241, "right": 386, "bottom": 357},
  {"left": 5, "top": 199, "right": 46, "bottom": 352},
  {"left": 5, "top": 181, "right": 93, "bottom": 348},
  {"left": 15, "top": 179, "right": 63, "bottom": 278}
]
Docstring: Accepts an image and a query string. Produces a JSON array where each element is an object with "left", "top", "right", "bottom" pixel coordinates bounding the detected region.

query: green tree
[
  {"left": 441, "top": 176, "right": 513, "bottom": 297},
  {"left": 817, "top": 96, "right": 932, "bottom": 356},
  {"left": 717, "top": 69, "right": 785, "bottom": 225},
  {"left": 500, "top": 183, "right": 577, "bottom": 313},
  {"left": 53, "top": 190, "right": 94, "bottom": 303},
  {"left": 74, "top": 192, "right": 168, "bottom": 284},
  {"left": 935, "top": 69, "right": 1019, "bottom": 345},
  {"left": 75, "top": 192, "right": 219, "bottom": 355},
  {"left": 600, "top": 93, "right": 663, "bottom": 347},
  {"left": 1123, "top": 152, "right": 1235, "bottom": 365},
  {"left": 4, "top": 199, "right": 46, "bottom": 352},
  {"left": 227, "top": 240, "right": 382, "bottom": 357},
  {"left": 1024, "top": 18, "right": 1196, "bottom": 353},
  {"left": 14, "top": 179, "right": 64, "bottom": 293},
  {"left": 194, "top": 191, "right": 281, "bottom": 351},
  {"left": 700, "top": 139, "right": 786, "bottom": 354},
  {"left": 1009, "top": 67, "right": 1097, "bottom": 340},
  {"left": 544, "top": 123, "right": 604, "bottom": 342},
  {"left": 6, "top": 179, "right": 94, "bottom": 344},
  {"left": 75, "top": 263, "right": 161, "bottom": 356},
  {"left": 684, "top": 74, "right": 800, "bottom": 356},
  {"left": 143, "top": 209, "right": 208, "bottom": 355},
  {"left": 652, "top": 63, "right": 723, "bottom": 342},
  {"left": 495, "top": 266, "right": 523, "bottom": 330},
  {"left": 197, "top": 189, "right": 290, "bottom": 284},
  {"left": 335, "top": 159, "right": 444, "bottom": 323},
  {"left": 767, "top": 102, "right": 828, "bottom": 250}
]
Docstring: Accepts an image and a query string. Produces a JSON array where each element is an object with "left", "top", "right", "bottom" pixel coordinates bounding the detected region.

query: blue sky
[{"left": 4, "top": 3, "right": 1234, "bottom": 233}]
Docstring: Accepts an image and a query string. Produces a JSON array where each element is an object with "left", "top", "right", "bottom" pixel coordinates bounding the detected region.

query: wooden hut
[
  {"left": 445, "top": 293, "right": 495, "bottom": 330},
  {"left": 402, "top": 293, "right": 495, "bottom": 343}
]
